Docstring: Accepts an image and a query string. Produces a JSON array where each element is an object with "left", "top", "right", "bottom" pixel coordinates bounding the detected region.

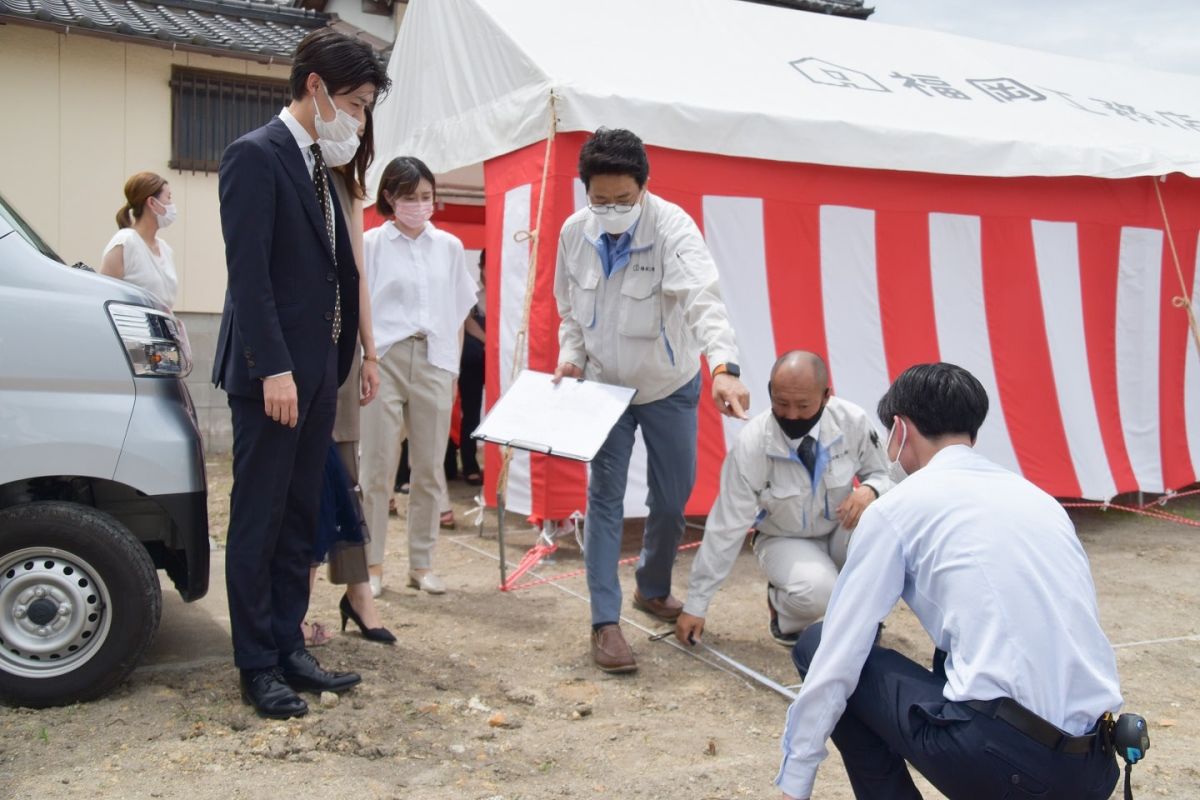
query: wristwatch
[{"left": 712, "top": 362, "right": 741, "bottom": 378}]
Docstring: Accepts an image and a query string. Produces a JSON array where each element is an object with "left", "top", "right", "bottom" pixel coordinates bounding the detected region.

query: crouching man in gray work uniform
[{"left": 676, "top": 351, "right": 891, "bottom": 648}]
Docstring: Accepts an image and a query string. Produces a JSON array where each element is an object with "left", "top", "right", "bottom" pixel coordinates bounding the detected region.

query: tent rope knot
[{"left": 1152, "top": 177, "right": 1200, "bottom": 355}]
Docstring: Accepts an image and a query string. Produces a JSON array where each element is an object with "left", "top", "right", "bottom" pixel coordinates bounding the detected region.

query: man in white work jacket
[
  {"left": 552, "top": 127, "right": 750, "bottom": 674},
  {"left": 775, "top": 362, "right": 1122, "bottom": 800},
  {"left": 676, "top": 351, "right": 892, "bottom": 649}
]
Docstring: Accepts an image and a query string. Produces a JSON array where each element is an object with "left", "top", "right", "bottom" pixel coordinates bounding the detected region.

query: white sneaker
[
  {"left": 407, "top": 571, "right": 446, "bottom": 595},
  {"left": 369, "top": 574, "right": 383, "bottom": 598}
]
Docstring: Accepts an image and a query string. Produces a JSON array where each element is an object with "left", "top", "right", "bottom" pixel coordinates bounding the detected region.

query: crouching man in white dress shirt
[{"left": 776, "top": 362, "right": 1122, "bottom": 800}]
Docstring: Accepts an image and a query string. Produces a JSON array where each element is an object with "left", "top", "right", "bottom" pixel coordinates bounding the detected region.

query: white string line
[
  {"left": 696, "top": 642, "right": 798, "bottom": 700},
  {"left": 443, "top": 534, "right": 779, "bottom": 693},
  {"left": 1113, "top": 634, "right": 1200, "bottom": 649}
]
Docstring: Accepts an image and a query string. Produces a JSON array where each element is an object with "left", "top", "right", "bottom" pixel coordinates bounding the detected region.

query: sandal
[
  {"left": 463, "top": 472, "right": 483, "bottom": 486},
  {"left": 439, "top": 509, "right": 457, "bottom": 530},
  {"left": 301, "top": 620, "right": 333, "bottom": 647}
]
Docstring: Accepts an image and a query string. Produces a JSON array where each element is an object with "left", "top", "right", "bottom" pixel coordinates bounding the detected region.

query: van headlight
[{"left": 106, "top": 303, "right": 193, "bottom": 378}]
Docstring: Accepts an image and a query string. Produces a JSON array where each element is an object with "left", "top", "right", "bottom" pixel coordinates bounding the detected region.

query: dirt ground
[{"left": 1, "top": 457, "right": 1198, "bottom": 800}]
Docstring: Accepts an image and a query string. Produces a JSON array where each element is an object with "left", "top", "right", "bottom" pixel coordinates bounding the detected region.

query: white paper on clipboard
[{"left": 471, "top": 369, "right": 636, "bottom": 462}]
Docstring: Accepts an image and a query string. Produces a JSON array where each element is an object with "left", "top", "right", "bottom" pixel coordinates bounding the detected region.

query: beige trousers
[
  {"left": 360, "top": 338, "right": 455, "bottom": 570},
  {"left": 754, "top": 527, "right": 852, "bottom": 635}
]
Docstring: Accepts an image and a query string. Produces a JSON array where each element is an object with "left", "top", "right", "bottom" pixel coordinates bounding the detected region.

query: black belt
[{"left": 964, "top": 698, "right": 1097, "bottom": 755}]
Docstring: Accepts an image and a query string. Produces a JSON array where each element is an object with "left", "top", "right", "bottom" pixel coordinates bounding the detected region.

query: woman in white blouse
[
  {"left": 100, "top": 172, "right": 179, "bottom": 309},
  {"left": 360, "top": 157, "right": 478, "bottom": 595}
]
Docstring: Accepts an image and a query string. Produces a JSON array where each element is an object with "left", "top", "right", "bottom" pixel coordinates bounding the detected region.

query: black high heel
[{"left": 340, "top": 594, "right": 396, "bottom": 644}]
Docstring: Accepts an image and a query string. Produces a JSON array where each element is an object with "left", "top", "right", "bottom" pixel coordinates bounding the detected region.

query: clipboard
[{"left": 471, "top": 369, "right": 637, "bottom": 462}]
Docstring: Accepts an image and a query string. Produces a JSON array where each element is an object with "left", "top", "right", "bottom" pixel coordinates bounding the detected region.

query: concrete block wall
[{"left": 179, "top": 312, "right": 232, "bottom": 455}]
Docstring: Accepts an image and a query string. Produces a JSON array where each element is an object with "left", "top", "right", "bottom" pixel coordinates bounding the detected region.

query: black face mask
[{"left": 774, "top": 405, "right": 824, "bottom": 439}]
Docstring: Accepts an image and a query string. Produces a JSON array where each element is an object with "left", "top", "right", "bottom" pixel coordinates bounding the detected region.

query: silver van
[{"left": 0, "top": 192, "right": 208, "bottom": 707}]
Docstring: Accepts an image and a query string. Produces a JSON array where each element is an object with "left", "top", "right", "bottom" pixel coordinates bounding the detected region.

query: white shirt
[
  {"left": 102, "top": 228, "right": 177, "bottom": 309},
  {"left": 683, "top": 400, "right": 892, "bottom": 618},
  {"left": 364, "top": 220, "right": 477, "bottom": 374},
  {"left": 553, "top": 192, "right": 739, "bottom": 404},
  {"left": 270, "top": 106, "right": 337, "bottom": 379},
  {"left": 278, "top": 106, "right": 336, "bottom": 238},
  {"left": 279, "top": 107, "right": 316, "bottom": 177},
  {"left": 776, "top": 445, "right": 1122, "bottom": 799}
]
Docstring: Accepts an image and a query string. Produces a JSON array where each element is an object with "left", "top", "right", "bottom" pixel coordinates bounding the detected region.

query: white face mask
[
  {"left": 319, "top": 137, "right": 359, "bottom": 169},
  {"left": 314, "top": 80, "right": 360, "bottom": 168},
  {"left": 150, "top": 197, "right": 177, "bottom": 229},
  {"left": 393, "top": 200, "right": 434, "bottom": 230},
  {"left": 593, "top": 201, "right": 643, "bottom": 236},
  {"left": 885, "top": 418, "right": 908, "bottom": 483}
]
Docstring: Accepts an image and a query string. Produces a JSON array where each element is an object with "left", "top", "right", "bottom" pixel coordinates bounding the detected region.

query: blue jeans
[
  {"left": 792, "top": 623, "right": 1119, "bottom": 800},
  {"left": 584, "top": 373, "right": 700, "bottom": 626}
]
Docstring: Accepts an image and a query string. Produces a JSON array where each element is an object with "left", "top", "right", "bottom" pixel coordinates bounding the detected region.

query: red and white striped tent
[{"left": 371, "top": 0, "right": 1200, "bottom": 519}]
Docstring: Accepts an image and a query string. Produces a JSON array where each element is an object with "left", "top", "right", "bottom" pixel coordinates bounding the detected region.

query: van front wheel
[{"left": 0, "top": 502, "right": 161, "bottom": 707}]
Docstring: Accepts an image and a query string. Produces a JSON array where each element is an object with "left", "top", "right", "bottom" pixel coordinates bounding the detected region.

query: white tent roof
[{"left": 371, "top": 0, "right": 1200, "bottom": 186}]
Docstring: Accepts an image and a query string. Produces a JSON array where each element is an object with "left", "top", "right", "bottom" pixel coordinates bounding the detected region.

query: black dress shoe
[
  {"left": 279, "top": 648, "right": 362, "bottom": 694},
  {"left": 240, "top": 667, "right": 308, "bottom": 719}
]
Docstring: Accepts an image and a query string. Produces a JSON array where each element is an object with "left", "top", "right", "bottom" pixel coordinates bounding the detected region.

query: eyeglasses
[{"left": 587, "top": 202, "right": 637, "bottom": 216}]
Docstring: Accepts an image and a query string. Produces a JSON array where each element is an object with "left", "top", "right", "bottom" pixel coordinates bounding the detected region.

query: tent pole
[
  {"left": 490, "top": 91, "right": 560, "bottom": 586},
  {"left": 497, "top": 489, "right": 508, "bottom": 587},
  {"left": 539, "top": 518, "right": 558, "bottom": 564}
]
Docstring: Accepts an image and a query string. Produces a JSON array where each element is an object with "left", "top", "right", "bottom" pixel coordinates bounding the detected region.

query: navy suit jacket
[{"left": 212, "top": 116, "right": 359, "bottom": 400}]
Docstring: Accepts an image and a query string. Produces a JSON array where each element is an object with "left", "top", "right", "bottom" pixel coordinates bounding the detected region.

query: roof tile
[{"left": 0, "top": 0, "right": 389, "bottom": 60}]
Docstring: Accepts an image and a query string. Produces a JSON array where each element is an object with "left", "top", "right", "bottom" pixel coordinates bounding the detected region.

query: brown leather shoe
[
  {"left": 591, "top": 624, "right": 637, "bottom": 674},
  {"left": 632, "top": 589, "right": 683, "bottom": 622}
]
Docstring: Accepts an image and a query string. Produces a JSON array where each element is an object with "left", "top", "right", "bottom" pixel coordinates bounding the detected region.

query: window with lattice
[{"left": 170, "top": 67, "right": 291, "bottom": 173}]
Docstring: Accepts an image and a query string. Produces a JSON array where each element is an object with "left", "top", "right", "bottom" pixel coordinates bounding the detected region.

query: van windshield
[{"left": 0, "top": 192, "right": 63, "bottom": 264}]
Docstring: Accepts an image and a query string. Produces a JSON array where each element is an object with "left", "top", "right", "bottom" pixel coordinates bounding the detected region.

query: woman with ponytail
[{"left": 100, "top": 171, "right": 179, "bottom": 309}]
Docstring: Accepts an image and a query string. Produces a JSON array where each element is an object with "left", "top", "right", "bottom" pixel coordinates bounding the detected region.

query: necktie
[
  {"left": 310, "top": 143, "right": 341, "bottom": 343},
  {"left": 798, "top": 436, "right": 817, "bottom": 479}
]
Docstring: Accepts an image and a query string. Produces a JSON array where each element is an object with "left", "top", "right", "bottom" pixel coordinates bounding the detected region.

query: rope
[
  {"left": 1060, "top": 500, "right": 1200, "bottom": 529},
  {"left": 503, "top": 540, "right": 703, "bottom": 592},
  {"left": 494, "top": 92, "right": 559, "bottom": 503},
  {"left": 1148, "top": 487, "right": 1200, "bottom": 504},
  {"left": 498, "top": 540, "right": 559, "bottom": 590},
  {"left": 1151, "top": 176, "right": 1200, "bottom": 355}
]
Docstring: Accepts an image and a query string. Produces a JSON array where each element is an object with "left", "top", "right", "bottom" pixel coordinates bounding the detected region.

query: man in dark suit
[{"left": 213, "top": 29, "right": 390, "bottom": 718}]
